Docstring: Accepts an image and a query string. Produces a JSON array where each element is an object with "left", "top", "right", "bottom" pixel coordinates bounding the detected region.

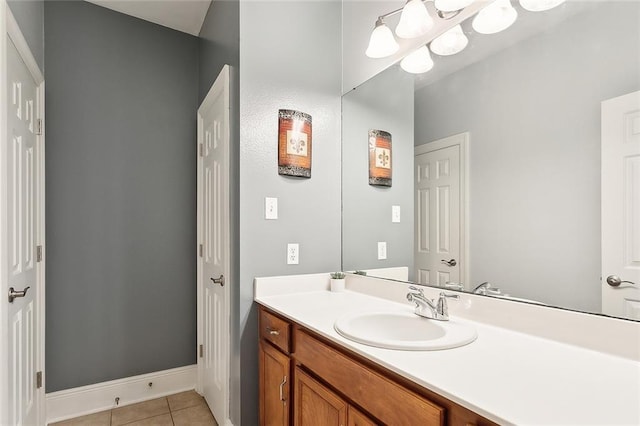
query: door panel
[
  {"left": 202, "top": 105, "right": 226, "bottom": 417},
  {"left": 415, "top": 141, "right": 461, "bottom": 288},
  {"left": 199, "top": 67, "right": 230, "bottom": 424},
  {"left": 602, "top": 91, "right": 640, "bottom": 319},
  {"left": 6, "top": 38, "right": 39, "bottom": 426}
]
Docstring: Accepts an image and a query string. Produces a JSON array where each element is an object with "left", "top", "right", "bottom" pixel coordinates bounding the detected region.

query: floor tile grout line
[
  {"left": 166, "top": 397, "right": 176, "bottom": 426},
  {"left": 169, "top": 404, "right": 176, "bottom": 426}
]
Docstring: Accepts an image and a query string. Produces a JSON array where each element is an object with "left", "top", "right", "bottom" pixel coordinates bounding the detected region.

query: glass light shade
[
  {"left": 366, "top": 19, "right": 400, "bottom": 58},
  {"left": 400, "top": 46, "right": 434, "bottom": 74},
  {"left": 395, "top": 0, "right": 434, "bottom": 39},
  {"left": 519, "top": 0, "right": 565, "bottom": 12},
  {"left": 430, "top": 25, "right": 468, "bottom": 56},
  {"left": 434, "top": 0, "right": 475, "bottom": 13},
  {"left": 472, "top": 0, "right": 518, "bottom": 35}
]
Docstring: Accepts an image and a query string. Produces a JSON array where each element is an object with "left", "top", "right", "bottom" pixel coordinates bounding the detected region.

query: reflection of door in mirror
[
  {"left": 414, "top": 133, "right": 468, "bottom": 290},
  {"left": 601, "top": 90, "right": 640, "bottom": 320}
]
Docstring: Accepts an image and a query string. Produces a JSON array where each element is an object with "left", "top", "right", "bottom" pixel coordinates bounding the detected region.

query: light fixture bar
[{"left": 376, "top": 5, "right": 406, "bottom": 22}]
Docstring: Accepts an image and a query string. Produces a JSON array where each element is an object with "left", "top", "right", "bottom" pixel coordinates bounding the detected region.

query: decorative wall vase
[
  {"left": 368, "top": 129, "right": 392, "bottom": 187},
  {"left": 278, "top": 109, "right": 312, "bottom": 178}
]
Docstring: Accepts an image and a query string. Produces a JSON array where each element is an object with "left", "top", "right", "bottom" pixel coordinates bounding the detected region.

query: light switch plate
[
  {"left": 392, "top": 205, "right": 401, "bottom": 223},
  {"left": 377, "top": 242, "right": 387, "bottom": 260},
  {"left": 287, "top": 243, "right": 299, "bottom": 265},
  {"left": 265, "top": 197, "right": 278, "bottom": 220}
]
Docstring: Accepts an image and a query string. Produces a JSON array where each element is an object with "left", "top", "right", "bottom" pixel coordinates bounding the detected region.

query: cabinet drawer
[
  {"left": 260, "top": 309, "right": 291, "bottom": 353},
  {"left": 294, "top": 330, "right": 445, "bottom": 426}
]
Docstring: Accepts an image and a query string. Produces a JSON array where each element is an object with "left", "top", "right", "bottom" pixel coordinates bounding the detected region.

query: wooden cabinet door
[
  {"left": 348, "top": 406, "right": 378, "bottom": 426},
  {"left": 260, "top": 342, "right": 290, "bottom": 426},
  {"left": 294, "top": 367, "right": 347, "bottom": 426}
]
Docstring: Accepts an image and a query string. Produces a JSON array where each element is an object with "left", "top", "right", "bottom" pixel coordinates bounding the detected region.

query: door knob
[
  {"left": 8, "top": 286, "right": 30, "bottom": 303},
  {"left": 210, "top": 275, "right": 225, "bottom": 287},
  {"left": 606, "top": 275, "right": 636, "bottom": 287},
  {"left": 441, "top": 259, "right": 457, "bottom": 267}
]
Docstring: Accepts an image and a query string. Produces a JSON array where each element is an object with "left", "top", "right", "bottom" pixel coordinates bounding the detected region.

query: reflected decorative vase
[{"left": 330, "top": 278, "right": 346, "bottom": 292}]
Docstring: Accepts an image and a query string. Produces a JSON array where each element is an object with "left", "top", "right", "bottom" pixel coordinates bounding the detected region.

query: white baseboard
[{"left": 45, "top": 364, "right": 197, "bottom": 424}]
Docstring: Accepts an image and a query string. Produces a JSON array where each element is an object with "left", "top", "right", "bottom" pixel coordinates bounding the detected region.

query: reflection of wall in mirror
[
  {"left": 414, "top": 1, "right": 640, "bottom": 312},
  {"left": 342, "top": 66, "right": 415, "bottom": 275}
]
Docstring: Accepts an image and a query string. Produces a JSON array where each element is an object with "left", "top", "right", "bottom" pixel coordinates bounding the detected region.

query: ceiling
[{"left": 85, "top": 0, "right": 213, "bottom": 36}]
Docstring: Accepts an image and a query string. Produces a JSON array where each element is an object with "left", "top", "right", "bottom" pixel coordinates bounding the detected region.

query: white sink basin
[{"left": 334, "top": 311, "right": 477, "bottom": 351}]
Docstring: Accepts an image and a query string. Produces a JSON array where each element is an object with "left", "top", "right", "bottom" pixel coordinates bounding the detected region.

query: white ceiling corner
[{"left": 85, "top": 0, "right": 213, "bottom": 36}]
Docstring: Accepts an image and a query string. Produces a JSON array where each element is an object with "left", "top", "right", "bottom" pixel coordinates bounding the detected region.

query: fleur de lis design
[
  {"left": 289, "top": 138, "right": 306, "bottom": 154},
  {"left": 378, "top": 150, "right": 390, "bottom": 167}
]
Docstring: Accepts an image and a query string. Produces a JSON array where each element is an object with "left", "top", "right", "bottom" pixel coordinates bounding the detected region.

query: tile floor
[{"left": 50, "top": 391, "right": 218, "bottom": 426}]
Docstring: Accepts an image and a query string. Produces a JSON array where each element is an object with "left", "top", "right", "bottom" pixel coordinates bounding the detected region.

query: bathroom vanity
[
  {"left": 259, "top": 306, "right": 495, "bottom": 425},
  {"left": 255, "top": 273, "right": 640, "bottom": 425}
]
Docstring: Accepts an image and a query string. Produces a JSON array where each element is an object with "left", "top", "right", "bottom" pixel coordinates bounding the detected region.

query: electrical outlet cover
[
  {"left": 287, "top": 243, "right": 299, "bottom": 265},
  {"left": 377, "top": 242, "right": 387, "bottom": 260}
]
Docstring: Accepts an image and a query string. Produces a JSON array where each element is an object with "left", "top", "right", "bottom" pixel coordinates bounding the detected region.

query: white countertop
[{"left": 255, "top": 288, "right": 640, "bottom": 425}]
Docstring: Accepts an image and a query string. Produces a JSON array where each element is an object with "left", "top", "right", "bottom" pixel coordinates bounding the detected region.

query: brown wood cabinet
[
  {"left": 259, "top": 341, "right": 290, "bottom": 426},
  {"left": 258, "top": 305, "right": 496, "bottom": 426},
  {"left": 294, "top": 367, "right": 347, "bottom": 425},
  {"left": 348, "top": 406, "right": 377, "bottom": 426},
  {"left": 294, "top": 366, "right": 379, "bottom": 426}
]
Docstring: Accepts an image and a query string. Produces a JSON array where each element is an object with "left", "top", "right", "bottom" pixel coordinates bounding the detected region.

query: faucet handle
[
  {"left": 444, "top": 281, "right": 464, "bottom": 291},
  {"left": 439, "top": 292, "right": 459, "bottom": 299},
  {"left": 436, "top": 292, "right": 459, "bottom": 317},
  {"left": 407, "top": 286, "right": 428, "bottom": 306},
  {"left": 408, "top": 285, "right": 424, "bottom": 294}
]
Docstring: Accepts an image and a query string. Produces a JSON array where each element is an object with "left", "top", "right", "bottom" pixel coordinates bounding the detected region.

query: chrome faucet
[
  {"left": 472, "top": 281, "right": 503, "bottom": 296},
  {"left": 406, "top": 286, "right": 459, "bottom": 321}
]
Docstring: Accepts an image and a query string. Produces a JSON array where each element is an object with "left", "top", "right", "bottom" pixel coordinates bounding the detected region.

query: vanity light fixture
[
  {"left": 367, "top": 0, "right": 567, "bottom": 75},
  {"left": 434, "top": 0, "right": 475, "bottom": 13},
  {"left": 400, "top": 46, "right": 435, "bottom": 74},
  {"left": 396, "top": 0, "right": 434, "bottom": 39},
  {"left": 429, "top": 24, "right": 468, "bottom": 56},
  {"left": 472, "top": 0, "right": 518, "bottom": 34},
  {"left": 366, "top": 18, "right": 400, "bottom": 58},
  {"left": 519, "top": 0, "right": 565, "bottom": 12},
  {"left": 366, "top": 0, "right": 442, "bottom": 58},
  {"left": 366, "top": 0, "right": 475, "bottom": 59}
]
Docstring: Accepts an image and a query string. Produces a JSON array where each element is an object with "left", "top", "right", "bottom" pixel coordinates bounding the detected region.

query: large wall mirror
[{"left": 342, "top": 0, "right": 640, "bottom": 321}]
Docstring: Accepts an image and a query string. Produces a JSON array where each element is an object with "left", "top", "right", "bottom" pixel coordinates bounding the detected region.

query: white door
[
  {"left": 601, "top": 91, "right": 640, "bottom": 319},
  {"left": 197, "top": 66, "right": 230, "bottom": 425},
  {"left": 414, "top": 133, "right": 468, "bottom": 289},
  {"left": 5, "top": 36, "right": 41, "bottom": 426}
]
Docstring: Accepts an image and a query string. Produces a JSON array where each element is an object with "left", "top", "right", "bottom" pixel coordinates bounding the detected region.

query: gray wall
[
  {"left": 197, "top": 1, "right": 241, "bottom": 423},
  {"left": 239, "top": 0, "right": 342, "bottom": 423},
  {"left": 7, "top": 0, "right": 44, "bottom": 72},
  {"left": 415, "top": 2, "right": 640, "bottom": 311},
  {"left": 342, "top": 66, "right": 414, "bottom": 276},
  {"left": 45, "top": 1, "right": 198, "bottom": 392},
  {"left": 198, "top": 0, "right": 239, "bottom": 103}
]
